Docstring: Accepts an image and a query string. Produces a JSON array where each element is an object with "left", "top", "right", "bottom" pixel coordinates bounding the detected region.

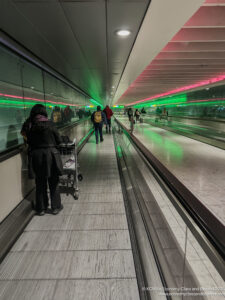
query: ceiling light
[
  {"left": 112, "top": 86, "right": 115, "bottom": 89},
  {"left": 116, "top": 30, "right": 131, "bottom": 37}
]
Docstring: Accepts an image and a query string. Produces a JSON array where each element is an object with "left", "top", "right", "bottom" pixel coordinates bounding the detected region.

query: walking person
[
  {"left": 103, "top": 105, "right": 113, "bottom": 133},
  {"left": 21, "top": 104, "right": 63, "bottom": 215},
  {"left": 91, "top": 105, "right": 107, "bottom": 144},
  {"left": 135, "top": 109, "right": 140, "bottom": 122},
  {"left": 127, "top": 107, "right": 135, "bottom": 133}
]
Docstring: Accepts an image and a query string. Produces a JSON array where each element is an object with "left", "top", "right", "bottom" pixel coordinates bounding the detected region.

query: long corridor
[{"left": 0, "top": 134, "right": 139, "bottom": 300}]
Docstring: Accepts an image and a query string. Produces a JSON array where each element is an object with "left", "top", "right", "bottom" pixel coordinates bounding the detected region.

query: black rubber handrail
[{"left": 115, "top": 118, "right": 225, "bottom": 260}]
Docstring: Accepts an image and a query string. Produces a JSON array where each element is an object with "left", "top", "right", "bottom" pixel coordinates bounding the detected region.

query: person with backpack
[
  {"left": 51, "top": 106, "right": 62, "bottom": 125},
  {"left": 103, "top": 105, "right": 113, "bottom": 133},
  {"left": 91, "top": 106, "right": 107, "bottom": 144}
]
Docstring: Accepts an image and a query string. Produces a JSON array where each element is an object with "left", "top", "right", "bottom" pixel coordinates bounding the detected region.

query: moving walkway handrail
[{"left": 115, "top": 118, "right": 225, "bottom": 264}]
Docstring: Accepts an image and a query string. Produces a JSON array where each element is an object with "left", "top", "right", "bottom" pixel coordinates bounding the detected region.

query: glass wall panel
[
  {"left": 139, "top": 84, "right": 225, "bottom": 120},
  {"left": 0, "top": 43, "right": 90, "bottom": 154},
  {"left": 0, "top": 46, "right": 24, "bottom": 152},
  {"left": 21, "top": 60, "right": 45, "bottom": 119}
]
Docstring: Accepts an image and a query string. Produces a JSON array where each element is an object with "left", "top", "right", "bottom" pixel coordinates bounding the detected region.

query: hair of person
[
  {"left": 30, "top": 104, "right": 47, "bottom": 120},
  {"left": 97, "top": 106, "right": 101, "bottom": 111}
]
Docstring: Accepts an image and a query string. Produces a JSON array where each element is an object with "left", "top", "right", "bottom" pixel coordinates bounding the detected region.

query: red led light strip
[
  {"left": 123, "top": 75, "right": 225, "bottom": 106},
  {"left": 0, "top": 92, "right": 80, "bottom": 107}
]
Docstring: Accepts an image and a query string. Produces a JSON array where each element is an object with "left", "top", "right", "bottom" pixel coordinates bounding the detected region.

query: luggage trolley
[{"left": 59, "top": 138, "right": 82, "bottom": 200}]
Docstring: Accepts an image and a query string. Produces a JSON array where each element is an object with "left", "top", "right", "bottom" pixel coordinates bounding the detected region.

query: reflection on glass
[
  {"left": 0, "top": 47, "right": 24, "bottom": 152},
  {"left": 0, "top": 44, "right": 91, "bottom": 154}
]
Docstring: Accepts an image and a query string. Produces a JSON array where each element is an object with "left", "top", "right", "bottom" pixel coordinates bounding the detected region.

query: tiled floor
[{"left": 0, "top": 134, "right": 140, "bottom": 300}]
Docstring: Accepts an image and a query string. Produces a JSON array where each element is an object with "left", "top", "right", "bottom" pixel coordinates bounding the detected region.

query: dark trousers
[
  {"left": 35, "top": 173, "right": 61, "bottom": 211},
  {"left": 106, "top": 118, "right": 111, "bottom": 132},
  {"left": 94, "top": 123, "right": 103, "bottom": 143}
]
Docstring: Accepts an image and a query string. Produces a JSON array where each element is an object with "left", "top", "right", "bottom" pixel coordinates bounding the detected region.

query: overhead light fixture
[
  {"left": 112, "top": 86, "right": 115, "bottom": 89},
  {"left": 116, "top": 30, "right": 131, "bottom": 37}
]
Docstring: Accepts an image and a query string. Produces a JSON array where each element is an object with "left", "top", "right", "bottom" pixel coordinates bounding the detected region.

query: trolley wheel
[
  {"left": 74, "top": 191, "right": 79, "bottom": 200},
  {"left": 78, "top": 174, "right": 83, "bottom": 181}
]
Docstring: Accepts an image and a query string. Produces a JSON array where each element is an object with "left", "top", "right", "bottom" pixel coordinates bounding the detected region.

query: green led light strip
[{"left": 133, "top": 94, "right": 187, "bottom": 108}]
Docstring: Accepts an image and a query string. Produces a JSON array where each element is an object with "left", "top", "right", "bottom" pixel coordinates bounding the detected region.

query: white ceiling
[{"left": 115, "top": 0, "right": 225, "bottom": 106}]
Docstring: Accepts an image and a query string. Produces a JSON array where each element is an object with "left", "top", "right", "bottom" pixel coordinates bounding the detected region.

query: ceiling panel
[
  {"left": 164, "top": 42, "right": 225, "bottom": 52},
  {"left": 14, "top": 2, "right": 86, "bottom": 69},
  {"left": 116, "top": 0, "right": 225, "bottom": 106},
  {"left": 156, "top": 52, "right": 225, "bottom": 59}
]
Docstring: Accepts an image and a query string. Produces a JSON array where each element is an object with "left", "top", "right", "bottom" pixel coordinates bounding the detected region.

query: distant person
[
  {"left": 156, "top": 106, "right": 162, "bottom": 116},
  {"left": 51, "top": 106, "right": 62, "bottom": 125},
  {"left": 64, "top": 105, "right": 73, "bottom": 123},
  {"left": 127, "top": 107, "right": 135, "bottom": 133},
  {"left": 60, "top": 108, "right": 65, "bottom": 124},
  {"left": 162, "top": 107, "right": 168, "bottom": 118},
  {"left": 21, "top": 104, "right": 63, "bottom": 216},
  {"left": 77, "top": 109, "right": 83, "bottom": 120},
  {"left": 127, "top": 107, "right": 133, "bottom": 121},
  {"left": 135, "top": 109, "right": 140, "bottom": 122},
  {"left": 91, "top": 106, "right": 107, "bottom": 144},
  {"left": 103, "top": 105, "right": 113, "bottom": 133},
  {"left": 141, "top": 107, "right": 146, "bottom": 114}
]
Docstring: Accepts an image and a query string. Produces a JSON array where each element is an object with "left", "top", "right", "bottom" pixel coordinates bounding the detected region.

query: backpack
[
  {"left": 53, "top": 111, "right": 62, "bottom": 123},
  {"left": 94, "top": 111, "right": 102, "bottom": 123}
]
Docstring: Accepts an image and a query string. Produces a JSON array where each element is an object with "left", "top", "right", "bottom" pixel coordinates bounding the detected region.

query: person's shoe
[
  {"left": 100, "top": 138, "right": 104, "bottom": 142},
  {"left": 52, "top": 209, "right": 59, "bottom": 215},
  {"left": 37, "top": 210, "right": 45, "bottom": 216},
  {"left": 52, "top": 205, "right": 63, "bottom": 215}
]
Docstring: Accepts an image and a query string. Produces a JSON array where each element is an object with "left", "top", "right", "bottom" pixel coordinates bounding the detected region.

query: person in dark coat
[
  {"left": 21, "top": 104, "right": 63, "bottom": 215},
  {"left": 103, "top": 105, "right": 113, "bottom": 133}
]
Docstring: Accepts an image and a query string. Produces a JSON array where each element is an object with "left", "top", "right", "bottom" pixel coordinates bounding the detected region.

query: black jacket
[{"left": 27, "top": 121, "right": 63, "bottom": 178}]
